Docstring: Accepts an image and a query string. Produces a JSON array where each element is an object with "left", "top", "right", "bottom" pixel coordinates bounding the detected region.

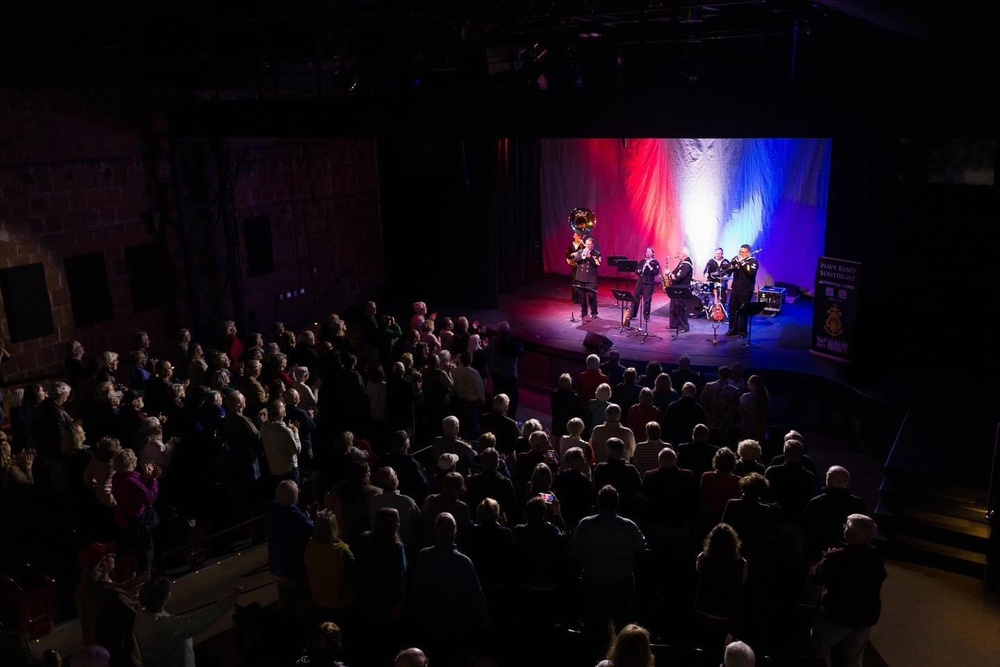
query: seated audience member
[
  {"left": 569, "top": 485, "right": 647, "bottom": 634},
  {"left": 134, "top": 575, "right": 238, "bottom": 667},
  {"left": 596, "top": 623, "right": 655, "bottom": 667}
]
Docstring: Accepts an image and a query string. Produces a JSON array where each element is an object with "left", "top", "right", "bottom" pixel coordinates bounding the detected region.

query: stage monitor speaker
[
  {"left": 244, "top": 215, "right": 274, "bottom": 277},
  {"left": 583, "top": 331, "right": 613, "bottom": 355},
  {"left": 0, "top": 263, "right": 55, "bottom": 342},
  {"left": 125, "top": 243, "right": 168, "bottom": 313},
  {"left": 65, "top": 252, "right": 114, "bottom": 326}
]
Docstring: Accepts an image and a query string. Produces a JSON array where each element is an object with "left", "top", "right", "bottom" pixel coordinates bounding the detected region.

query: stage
[{"left": 457, "top": 274, "right": 849, "bottom": 394}]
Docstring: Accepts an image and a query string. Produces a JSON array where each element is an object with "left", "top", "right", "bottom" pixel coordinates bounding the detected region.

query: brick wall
[{"left": 0, "top": 91, "right": 383, "bottom": 388}]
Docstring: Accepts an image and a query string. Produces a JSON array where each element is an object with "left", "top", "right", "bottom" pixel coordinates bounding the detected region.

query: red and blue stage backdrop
[{"left": 540, "top": 138, "right": 831, "bottom": 294}]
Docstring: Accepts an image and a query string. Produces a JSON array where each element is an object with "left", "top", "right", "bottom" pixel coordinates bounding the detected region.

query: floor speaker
[{"left": 583, "top": 331, "right": 613, "bottom": 355}]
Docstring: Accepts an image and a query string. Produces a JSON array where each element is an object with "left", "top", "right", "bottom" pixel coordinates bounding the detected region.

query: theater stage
[{"left": 455, "top": 273, "right": 851, "bottom": 396}]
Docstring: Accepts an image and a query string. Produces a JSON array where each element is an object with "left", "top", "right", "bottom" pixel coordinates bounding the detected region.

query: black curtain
[{"left": 492, "top": 138, "right": 542, "bottom": 293}]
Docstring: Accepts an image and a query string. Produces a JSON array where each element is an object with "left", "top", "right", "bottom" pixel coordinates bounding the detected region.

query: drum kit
[{"left": 688, "top": 277, "right": 728, "bottom": 321}]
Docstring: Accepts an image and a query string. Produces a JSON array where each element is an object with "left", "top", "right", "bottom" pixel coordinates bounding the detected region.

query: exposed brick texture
[{"left": 0, "top": 91, "right": 383, "bottom": 390}]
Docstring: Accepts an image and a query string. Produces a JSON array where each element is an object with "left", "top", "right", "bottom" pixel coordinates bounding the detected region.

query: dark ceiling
[{"left": 1, "top": 1, "right": 995, "bottom": 97}]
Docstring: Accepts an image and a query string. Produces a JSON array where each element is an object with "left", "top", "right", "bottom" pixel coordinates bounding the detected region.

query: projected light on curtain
[{"left": 540, "top": 138, "right": 830, "bottom": 293}]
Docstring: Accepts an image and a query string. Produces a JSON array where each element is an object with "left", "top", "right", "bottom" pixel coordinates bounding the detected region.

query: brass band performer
[{"left": 633, "top": 247, "right": 661, "bottom": 325}]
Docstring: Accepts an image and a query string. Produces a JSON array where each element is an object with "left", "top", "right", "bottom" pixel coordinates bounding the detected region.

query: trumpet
[{"left": 721, "top": 248, "right": 763, "bottom": 274}]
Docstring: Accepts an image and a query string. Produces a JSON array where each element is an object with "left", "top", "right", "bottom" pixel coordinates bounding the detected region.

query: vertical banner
[{"left": 810, "top": 256, "right": 860, "bottom": 364}]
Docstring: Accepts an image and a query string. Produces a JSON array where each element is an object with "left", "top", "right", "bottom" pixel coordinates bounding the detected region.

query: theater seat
[{"left": 0, "top": 566, "right": 59, "bottom": 639}]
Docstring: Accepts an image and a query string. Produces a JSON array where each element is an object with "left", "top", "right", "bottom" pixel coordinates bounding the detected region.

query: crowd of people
[{"left": 0, "top": 299, "right": 885, "bottom": 667}]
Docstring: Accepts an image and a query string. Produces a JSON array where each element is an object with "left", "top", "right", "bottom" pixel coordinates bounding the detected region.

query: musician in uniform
[
  {"left": 633, "top": 247, "right": 661, "bottom": 326},
  {"left": 566, "top": 231, "right": 586, "bottom": 304},
  {"left": 572, "top": 236, "right": 601, "bottom": 320},
  {"left": 726, "top": 244, "right": 760, "bottom": 338},
  {"left": 704, "top": 247, "right": 731, "bottom": 305},
  {"left": 665, "top": 247, "right": 694, "bottom": 332}
]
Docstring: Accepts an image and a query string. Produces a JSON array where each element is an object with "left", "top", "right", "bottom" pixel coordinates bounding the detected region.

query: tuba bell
[{"left": 569, "top": 207, "right": 596, "bottom": 236}]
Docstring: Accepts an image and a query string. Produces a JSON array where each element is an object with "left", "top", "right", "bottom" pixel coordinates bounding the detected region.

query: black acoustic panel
[
  {"left": 64, "top": 252, "right": 114, "bottom": 326},
  {"left": 125, "top": 243, "right": 167, "bottom": 312},
  {"left": 0, "top": 263, "right": 55, "bottom": 342},
  {"left": 244, "top": 215, "right": 274, "bottom": 277}
]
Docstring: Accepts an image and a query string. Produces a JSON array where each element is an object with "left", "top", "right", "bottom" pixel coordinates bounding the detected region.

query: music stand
[
  {"left": 610, "top": 290, "right": 635, "bottom": 333},
  {"left": 571, "top": 283, "right": 599, "bottom": 321},
  {"left": 738, "top": 301, "right": 768, "bottom": 348},
  {"left": 665, "top": 286, "right": 693, "bottom": 339}
]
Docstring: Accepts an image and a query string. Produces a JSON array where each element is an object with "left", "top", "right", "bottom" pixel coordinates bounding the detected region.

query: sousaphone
[{"left": 566, "top": 207, "right": 596, "bottom": 268}]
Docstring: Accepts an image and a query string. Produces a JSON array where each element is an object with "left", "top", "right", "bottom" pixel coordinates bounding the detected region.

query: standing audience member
[
  {"left": 550, "top": 373, "right": 583, "bottom": 440},
  {"left": 569, "top": 485, "right": 647, "bottom": 634},
  {"left": 738, "top": 374, "right": 770, "bottom": 443},
  {"left": 304, "top": 510, "right": 356, "bottom": 624},
  {"left": 661, "top": 381, "right": 706, "bottom": 448},
  {"left": 409, "top": 512, "right": 488, "bottom": 663},
  {"left": 596, "top": 623, "right": 655, "bottom": 667},
  {"left": 74, "top": 542, "right": 142, "bottom": 667},
  {"left": 489, "top": 320, "right": 524, "bottom": 420},
  {"left": 111, "top": 450, "right": 161, "bottom": 577},
  {"left": 260, "top": 399, "right": 302, "bottom": 485},
  {"left": 134, "top": 576, "right": 239, "bottom": 667},
  {"left": 810, "top": 514, "right": 887, "bottom": 667},
  {"left": 694, "top": 523, "right": 748, "bottom": 658},
  {"left": 265, "top": 480, "right": 314, "bottom": 617},
  {"left": 801, "top": 466, "right": 867, "bottom": 565}
]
